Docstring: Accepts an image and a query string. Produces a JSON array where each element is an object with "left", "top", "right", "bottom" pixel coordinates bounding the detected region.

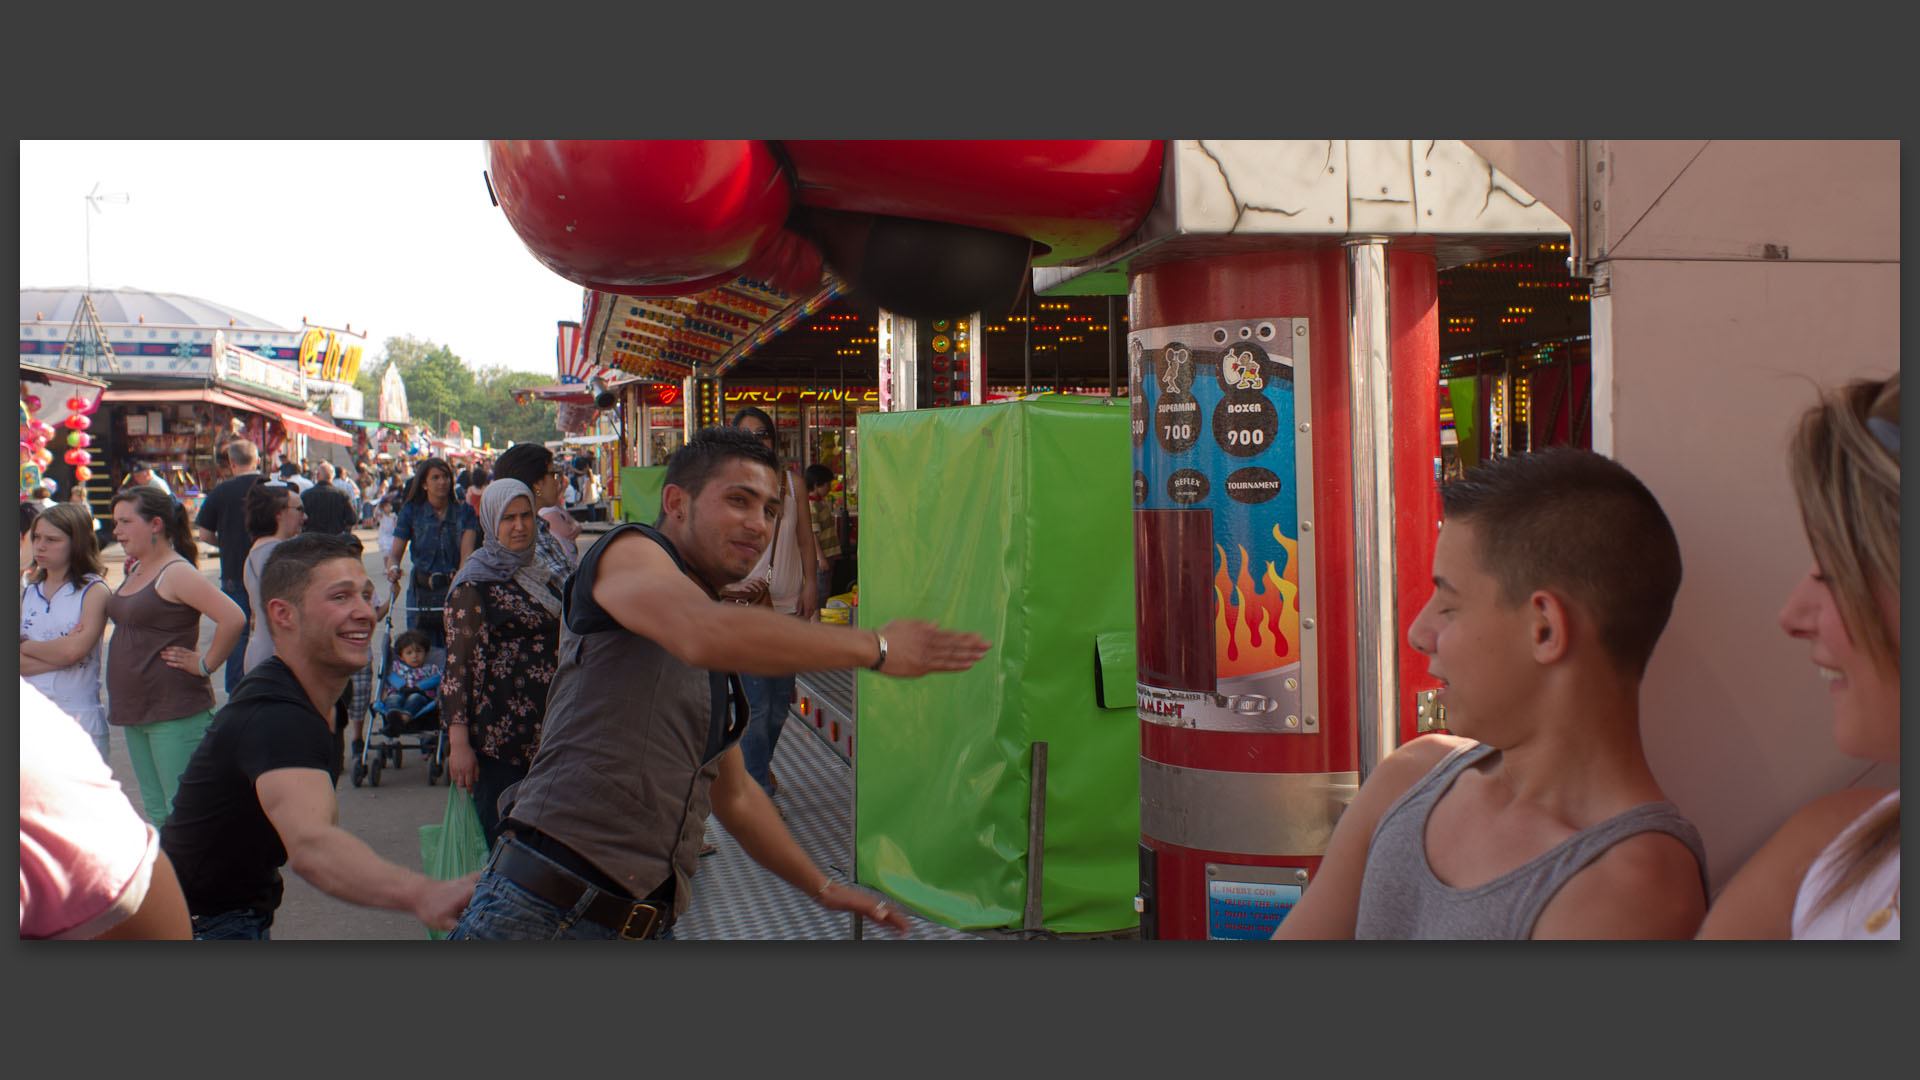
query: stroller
[{"left": 351, "top": 608, "right": 449, "bottom": 787}]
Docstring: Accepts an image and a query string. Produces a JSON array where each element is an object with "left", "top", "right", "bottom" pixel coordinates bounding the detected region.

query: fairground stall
[{"left": 19, "top": 288, "right": 358, "bottom": 522}]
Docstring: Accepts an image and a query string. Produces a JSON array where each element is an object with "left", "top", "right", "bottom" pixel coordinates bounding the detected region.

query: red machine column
[{"left": 1129, "top": 244, "right": 1441, "bottom": 940}]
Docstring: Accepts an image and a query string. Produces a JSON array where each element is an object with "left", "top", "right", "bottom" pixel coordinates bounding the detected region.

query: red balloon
[
  {"left": 487, "top": 140, "right": 791, "bottom": 292},
  {"left": 73, "top": 465, "right": 93, "bottom": 483},
  {"left": 63, "top": 413, "right": 90, "bottom": 430},
  {"left": 73, "top": 432, "right": 92, "bottom": 448},
  {"left": 64, "top": 448, "right": 90, "bottom": 466},
  {"left": 67, "top": 396, "right": 87, "bottom": 411}
]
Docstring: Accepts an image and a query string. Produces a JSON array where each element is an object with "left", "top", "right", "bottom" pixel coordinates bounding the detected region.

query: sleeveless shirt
[
  {"left": 500, "top": 523, "right": 748, "bottom": 916},
  {"left": 1790, "top": 791, "right": 1900, "bottom": 940},
  {"left": 104, "top": 560, "right": 216, "bottom": 727},
  {"left": 1354, "top": 743, "right": 1709, "bottom": 939},
  {"left": 20, "top": 575, "right": 108, "bottom": 731}
]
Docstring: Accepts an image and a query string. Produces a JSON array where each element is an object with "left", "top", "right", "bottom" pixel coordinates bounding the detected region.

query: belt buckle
[{"left": 620, "top": 902, "right": 661, "bottom": 941}]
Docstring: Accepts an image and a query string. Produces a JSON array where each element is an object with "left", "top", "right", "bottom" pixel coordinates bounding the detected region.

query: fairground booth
[
  {"left": 482, "top": 140, "right": 1889, "bottom": 940},
  {"left": 18, "top": 287, "right": 367, "bottom": 521}
]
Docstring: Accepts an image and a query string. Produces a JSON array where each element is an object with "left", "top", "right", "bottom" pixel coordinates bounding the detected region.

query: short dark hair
[
  {"left": 803, "top": 464, "right": 834, "bottom": 490},
  {"left": 392, "top": 629, "right": 431, "bottom": 657},
  {"left": 491, "top": 443, "right": 554, "bottom": 489},
  {"left": 1439, "top": 448, "right": 1682, "bottom": 678},
  {"left": 246, "top": 482, "right": 296, "bottom": 539},
  {"left": 259, "top": 532, "right": 365, "bottom": 614},
  {"left": 657, "top": 426, "right": 779, "bottom": 526}
]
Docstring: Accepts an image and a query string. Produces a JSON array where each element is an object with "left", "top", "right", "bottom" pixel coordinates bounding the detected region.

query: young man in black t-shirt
[
  {"left": 193, "top": 439, "right": 265, "bottom": 696},
  {"left": 160, "top": 533, "right": 478, "bottom": 940}
]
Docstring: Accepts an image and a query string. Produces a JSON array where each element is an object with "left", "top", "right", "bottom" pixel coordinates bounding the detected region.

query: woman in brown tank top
[{"left": 104, "top": 487, "right": 246, "bottom": 827}]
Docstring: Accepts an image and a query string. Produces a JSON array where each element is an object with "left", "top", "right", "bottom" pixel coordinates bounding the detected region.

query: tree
[
  {"left": 368, "top": 335, "right": 560, "bottom": 446},
  {"left": 467, "top": 368, "right": 561, "bottom": 447}
]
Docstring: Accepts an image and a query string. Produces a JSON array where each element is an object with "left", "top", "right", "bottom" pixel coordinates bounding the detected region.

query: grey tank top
[{"left": 1354, "top": 743, "right": 1708, "bottom": 939}]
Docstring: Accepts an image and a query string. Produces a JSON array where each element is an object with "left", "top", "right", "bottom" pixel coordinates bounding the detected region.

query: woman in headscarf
[{"left": 439, "top": 479, "right": 563, "bottom": 848}]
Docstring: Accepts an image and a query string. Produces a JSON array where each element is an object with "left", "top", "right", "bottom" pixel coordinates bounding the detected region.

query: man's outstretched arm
[
  {"left": 257, "top": 767, "right": 477, "bottom": 931},
  {"left": 591, "top": 530, "right": 989, "bottom": 678}
]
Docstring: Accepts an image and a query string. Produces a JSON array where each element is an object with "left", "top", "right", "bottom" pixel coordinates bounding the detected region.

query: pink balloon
[
  {"left": 19, "top": 440, "right": 31, "bottom": 458},
  {"left": 24, "top": 394, "right": 42, "bottom": 411},
  {"left": 67, "top": 396, "right": 86, "bottom": 412},
  {"left": 74, "top": 432, "right": 92, "bottom": 448},
  {"left": 63, "top": 414, "right": 90, "bottom": 431},
  {"left": 64, "top": 448, "right": 90, "bottom": 467}
]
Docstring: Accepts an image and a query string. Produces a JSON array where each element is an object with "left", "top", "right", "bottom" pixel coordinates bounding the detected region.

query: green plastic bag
[{"left": 419, "top": 784, "right": 489, "bottom": 939}]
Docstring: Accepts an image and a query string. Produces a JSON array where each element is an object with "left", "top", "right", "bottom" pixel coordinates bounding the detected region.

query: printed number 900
[{"left": 1227, "top": 429, "right": 1266, "bottom": 447}]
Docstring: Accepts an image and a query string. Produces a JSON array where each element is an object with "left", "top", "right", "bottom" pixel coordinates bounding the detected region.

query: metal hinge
[
  {"left": 1415, "top": 688, "right": 1447, "bottom": 733},
  {"left": 1572, "top": 140, "right": 1608, "bottom": 281}
]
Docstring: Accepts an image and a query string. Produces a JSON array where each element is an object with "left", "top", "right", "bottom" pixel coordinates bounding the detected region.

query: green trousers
[{"left": 122, "top": 709, "right": 215, "bottom": 828}]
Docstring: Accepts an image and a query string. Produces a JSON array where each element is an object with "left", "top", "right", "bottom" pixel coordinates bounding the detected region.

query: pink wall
[{"left": 1469, "top": 140, "right": 1900, "bottom": 892}]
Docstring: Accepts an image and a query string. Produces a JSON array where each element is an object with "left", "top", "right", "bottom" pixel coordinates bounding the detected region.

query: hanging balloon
[
  {"left": 20, "top": 440, "right": 32, "bottom": 458},
  {"left": 73, "top": 465, "right": 92, "bottom": 484},
  {"left": 34, "top": 449, "right": 53, "bottom": 467},
  {"left": 67, "top": 431, "right": 84, "bottom": 448},
  {"left": 24, "top": 393, "right": 42, "bottom": 411},
  {"left": 65, "top": 448, "right": 90, "bottom": 466},
  {"left": 67, "top": 396, "right": 87, "bottom": 412},
  {"left": 64, "top": 414, "right": 91, "bottom": 431},
  {"left": 74, "top": 432, "right": 92, "bottom": 448},
  {"left": 80, "top": 397, "right": 101, "bottom": 415}
]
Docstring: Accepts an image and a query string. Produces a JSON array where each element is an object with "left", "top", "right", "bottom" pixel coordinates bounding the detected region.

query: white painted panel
[{"left": 1609, "top": 257, "right": 1900, "bottom": 892}]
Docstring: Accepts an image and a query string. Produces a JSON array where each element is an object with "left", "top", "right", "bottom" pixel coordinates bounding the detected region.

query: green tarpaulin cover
[{"left": 854, "top": 397, "right": 1139, "bottom": 933}]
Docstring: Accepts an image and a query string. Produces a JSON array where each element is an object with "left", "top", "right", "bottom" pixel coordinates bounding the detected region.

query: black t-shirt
[
  {"left": 194, "top": 471, "right": 265, "bottom": 583},
  {"left": 160, "top": 656, "right": 345, "bottom": 917},
  {"left": 301, "top": 483, "right": 358, "bottom": 536}
]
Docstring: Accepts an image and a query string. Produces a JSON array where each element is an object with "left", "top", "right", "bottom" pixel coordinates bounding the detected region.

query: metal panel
[
  {"left": 1037, "top": 140, "right": 1572, "bottom": 296},
  {"left": 1139, "top": 758, "right": 1358, "bottom": 857},
  {"left": 1346, "top": 141, "right": 1416, "bottom": 235}
]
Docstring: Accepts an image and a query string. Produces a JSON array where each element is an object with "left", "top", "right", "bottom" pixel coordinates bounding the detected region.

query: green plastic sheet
[
  {"left": 419, "top": 784, "right": 488, "bottom": 939},
  {"left": 619, "top": 465, "right": 668, "bottom": 525},
  {"left": 854, "top": 397, "right": 1139, "bottom": 933}
]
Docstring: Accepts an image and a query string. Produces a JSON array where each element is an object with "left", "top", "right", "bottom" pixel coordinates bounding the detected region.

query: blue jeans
[
  {"left": 382, "top": 691, "right": 432, "bottom": 717},
  {"left": 192, "top": 908, "right": 272, "bottom": 940},
  {"left": 737, "top": 673, "right": 795, "bottom": 796},
  {"left": 445, "top": 838, "right": 673, "bottom": 941},
  {"left": 221, "top": 579, "right": 251, "bottom": 696}
]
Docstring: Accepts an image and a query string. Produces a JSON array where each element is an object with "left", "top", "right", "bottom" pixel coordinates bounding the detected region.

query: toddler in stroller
[
  {"left": 383, "top": 629, "right": 442, "bottom": 725},
  {"left": 353, "top": 622, "right": 450, "bottom": 787}
]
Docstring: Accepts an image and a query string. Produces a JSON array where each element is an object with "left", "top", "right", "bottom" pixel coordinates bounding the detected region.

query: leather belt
[{"left": 492, "top": 840, "right": 667, "bottom": 940}]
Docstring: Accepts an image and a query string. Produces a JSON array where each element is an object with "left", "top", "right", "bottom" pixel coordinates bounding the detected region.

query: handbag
[{"left": 418, "top": 784, "right": 490, "bottom": 940}]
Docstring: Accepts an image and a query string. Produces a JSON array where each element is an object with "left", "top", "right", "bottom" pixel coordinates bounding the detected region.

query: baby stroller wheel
[
  {"left": 388, "top": 744, "right": 403, "bottom": 768},
  {"left": 428, "top": 757, "right": 443, "bottom": 785},
  {"left": 368, "top": 750, "right": 384, "bottom": 787},
  {"left": 350, "top": 754, "right": 367, "bottom": 787}
]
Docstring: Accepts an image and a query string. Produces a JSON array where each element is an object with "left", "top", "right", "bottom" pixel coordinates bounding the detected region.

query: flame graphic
[{"left": 1213, "top": 524, "right": 1301, "bottom": 678}]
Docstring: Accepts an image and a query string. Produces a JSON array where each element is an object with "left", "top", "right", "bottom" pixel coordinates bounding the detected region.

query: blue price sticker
[{"left": 1207, "top": 880, "right": 1302, "bottom": 940}]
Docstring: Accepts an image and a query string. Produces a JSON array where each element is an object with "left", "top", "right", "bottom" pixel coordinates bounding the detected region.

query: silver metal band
[{"left": 1139, "top": 758, "right": 1359, "bottom": 857}]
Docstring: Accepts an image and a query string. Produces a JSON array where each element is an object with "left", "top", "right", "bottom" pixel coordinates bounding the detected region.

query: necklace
[{"left": 1864, "top": 884, "right": 1900, "bottom": 933}]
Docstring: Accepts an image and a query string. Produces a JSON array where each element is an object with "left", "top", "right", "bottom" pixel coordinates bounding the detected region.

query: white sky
[{"left": 18, "top": 140, "right": 586, "bottom": 377}]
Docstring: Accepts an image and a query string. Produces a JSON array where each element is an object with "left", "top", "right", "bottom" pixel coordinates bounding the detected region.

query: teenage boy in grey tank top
[{"left": 1273, "top": 449, "right": 1709, "bottom": 940}]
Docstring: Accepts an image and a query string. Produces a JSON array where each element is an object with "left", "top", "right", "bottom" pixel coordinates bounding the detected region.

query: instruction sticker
[{"left": 1206, "top": 880, "right": 1302, "bottom": 940}]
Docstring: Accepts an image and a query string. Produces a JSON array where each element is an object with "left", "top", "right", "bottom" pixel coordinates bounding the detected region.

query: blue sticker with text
[{"left": 1207, "top": 881, "right": 1302, "bottom": 940}]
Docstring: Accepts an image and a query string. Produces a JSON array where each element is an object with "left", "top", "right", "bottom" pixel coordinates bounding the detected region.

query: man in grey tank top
[{"left": 1273, "top": 450, "right": 1709, "bottom": 940}]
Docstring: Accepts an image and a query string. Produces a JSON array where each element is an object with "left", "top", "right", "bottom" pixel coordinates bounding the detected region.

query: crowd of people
[{"left": 20, "top": 373, "right": 1899, "bottom": 943}]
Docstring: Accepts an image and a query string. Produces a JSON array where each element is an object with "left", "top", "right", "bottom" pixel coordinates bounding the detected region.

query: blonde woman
[{"left": 1699, "top": 373, "right": 1900, "bottom": 939}]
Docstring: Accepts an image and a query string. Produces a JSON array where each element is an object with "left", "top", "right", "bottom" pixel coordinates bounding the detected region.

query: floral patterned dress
[{"left": 439, "top": 578, "right": 562, "bottom": 768}]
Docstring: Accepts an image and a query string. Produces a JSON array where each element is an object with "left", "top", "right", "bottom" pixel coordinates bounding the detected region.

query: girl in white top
[
  {"left": 19, "top": 504, "right": 113, "bottom": 761},
  {"left": 1700, "top": 373, "right": 1900, "bottom": 940}
]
